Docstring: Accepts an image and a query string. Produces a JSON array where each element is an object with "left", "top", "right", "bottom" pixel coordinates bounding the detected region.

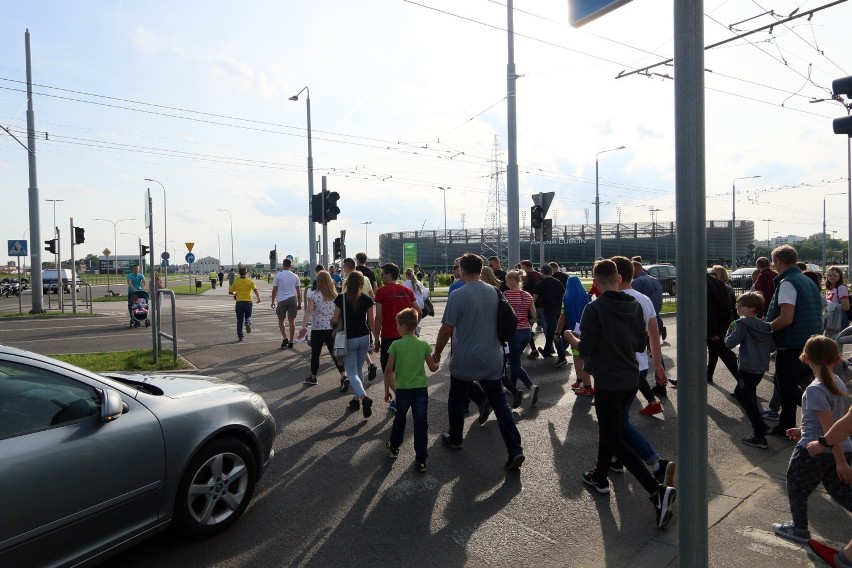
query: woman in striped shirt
[{"left": 503, "top": 270, "right": 540, "bottom": 406}]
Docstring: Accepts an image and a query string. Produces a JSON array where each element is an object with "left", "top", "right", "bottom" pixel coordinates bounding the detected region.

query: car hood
[{"left": 102, "top": 372, "right": 251, "bottom": 399}]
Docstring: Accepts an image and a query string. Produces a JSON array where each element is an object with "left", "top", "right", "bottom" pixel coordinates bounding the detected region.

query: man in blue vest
[{"left": 764, "top": 245, "right": 823, "bottom": 437}]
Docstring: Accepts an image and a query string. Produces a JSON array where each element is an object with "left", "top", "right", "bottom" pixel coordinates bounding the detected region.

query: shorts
[{"left": 276, "top": 296, "right": 298, "bottom": 319}]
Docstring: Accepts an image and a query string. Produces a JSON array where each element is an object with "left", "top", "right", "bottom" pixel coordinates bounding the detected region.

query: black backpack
[{"left": 495, "top": 287, "right": 518, "bottom": 343}]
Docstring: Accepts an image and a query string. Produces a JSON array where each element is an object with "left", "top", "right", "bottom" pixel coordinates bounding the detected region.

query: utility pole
[
  {"left": 505, "top": 0, "right": 520, "bottom": 268},
  {"left": 25, "top": 30, "right": 44, "bottom": 314}
]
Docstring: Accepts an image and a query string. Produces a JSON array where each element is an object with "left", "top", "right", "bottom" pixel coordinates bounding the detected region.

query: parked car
[
  {"left": 729, "top": 267, "right": 757, "bottom": 291},
  {"left": 41, "top": 269, "right": 81, "bottom": 294},
  {"left": 0, "top": 345, "right": 276, "bottom": 567},
  {"left": 644, "top": 264, "right": 677, "bottom": 296}
]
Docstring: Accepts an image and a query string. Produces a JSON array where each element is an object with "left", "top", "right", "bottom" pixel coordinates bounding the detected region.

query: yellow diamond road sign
[
  {"left": 103, "top": 248, "right": 111, "bottom": 256},
  {"left": 185, "top": 242, "right": 195, "bottom": 252}
]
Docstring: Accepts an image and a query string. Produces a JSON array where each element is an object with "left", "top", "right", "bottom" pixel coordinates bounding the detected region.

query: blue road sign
[
  {"left": 185, "top": 252, "right": 196, "bottom": 264},
  {"left": 569, "top": 0, "right": 632, "bottom": 27},
  {"left": 161, "top": 251, "right": 170, "bottom": 260},
  {"left": 161, "top": 259, "right": 170, "bottom": 267},
  {"left": 8, "top": 240, "right": 28, "bottom": 256}
]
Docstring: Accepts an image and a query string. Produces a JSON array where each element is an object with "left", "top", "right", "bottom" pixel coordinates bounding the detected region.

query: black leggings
[{"left": 310, "top": 329, "right": 345, "bottom": 376}]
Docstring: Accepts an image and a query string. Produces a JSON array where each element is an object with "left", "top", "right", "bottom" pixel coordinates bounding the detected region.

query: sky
[{"left": 2, "top": 0, "right": 850, "bottom": 268}]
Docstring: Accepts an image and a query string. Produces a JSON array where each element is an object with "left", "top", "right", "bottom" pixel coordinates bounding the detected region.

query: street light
[
  {"left": 732, "top": 175, "right": 760, "bottom": 268},
  {"left": 217, "top": 209, "right": 234, "bottom": 267},
  {"left": 289, "top": 86, "right": 317, "bottom": 270},
  {"left": 94, "top": 217, "right": 135, "bottom": 294},
  {"left": 595, "top": 146, "right": 626, "bottom": 260},
  {"left": 650, "top": 207, "right": 662, "bottom": 262},
  {"left": 210, "top": 229, "right": 221, "bottom": 266},
  {"left": 823, "top": 192, "right": 845, "bottom": 269},
  {"left": 761, "top": 218, "right": 773, "bottom": 248},
  {"left": 44, "top": 199, "right": 63, "bottom": 268},
  {"left": 144, "top": 178, "right": 167, "bottom": 285},
  {"left": 439, "top": 186, "right": 451, "bottom": 273},
  {"left": 360, "top": 221, "right": 372, "bottom": 255}
]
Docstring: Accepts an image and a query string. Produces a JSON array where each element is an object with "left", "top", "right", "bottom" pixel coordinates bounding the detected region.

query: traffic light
[
  {"left": 324, "top": 191, "right": 340, "bottom": 221},
  {"left": 832, "top": 75, "right": 852, "bottom": 136},
  {"left": 333, "top": 238, "right": 342, "bottom": 260},
  {"left": 73, "top": 226, "right": 85, "bottom": 244},
  {"left": 44, "top": 239, "right": 57, "bottom": 254},
  {"left": 531, "top": 205, "right": 544, "bottom": 230},
  {"left": 269, "top": 249, "right": 277, "bottom": 270},
  {"left": 140, "top": 244, "right": 149, "bottom": 257},
  {"left": 311, "top": 192, "right": 324, "bottom": 223}
]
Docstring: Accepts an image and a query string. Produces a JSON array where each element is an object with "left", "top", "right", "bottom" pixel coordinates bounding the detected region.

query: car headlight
[{"left": 249, "top": 393, "right": 271, "bottom": 418}]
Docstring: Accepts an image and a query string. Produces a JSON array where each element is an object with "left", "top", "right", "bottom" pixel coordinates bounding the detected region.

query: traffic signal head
[
  {"left": 324, "top": 191, "right": 340, "bottom": 221},
  {"left": 44, "top": 239, "right": 57, "bottom": 254},
  {"left": 73, "top": 226, "right": 85, "bottom": 245},
  {"left": 311, "top": 192, "right": 324, "bottom": 223},
  {"left": 140, "top": 244, "right": 149, "bottom": 257},
  {"left": 831, "top": 75, "right": 852, "bottom": 136},
  {"left": 333, "top": 238, "right": 342, "bottom": 260},
  {"left": 531, "top": 205, "right": 544, "bottom": 229},
  {"left": 833, "top": 75, "right": 852, "bottom": 98}
]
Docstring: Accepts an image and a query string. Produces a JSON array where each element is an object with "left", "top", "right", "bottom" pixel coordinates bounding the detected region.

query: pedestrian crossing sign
[{"left": 7, "top": 240, "right": 28, "bottom": 256}]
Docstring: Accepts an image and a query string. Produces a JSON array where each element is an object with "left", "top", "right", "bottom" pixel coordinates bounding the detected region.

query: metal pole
[
  {"left": 675, "top": 0, "right": 708, "bottom": 563},
  {"left": 595, "top": 158, "right": 600, "bottom": 260},
  {"left": 144, "top": 179, "right": 167, "bottom": 285},
  {"left": 321, "top": 176, "right": 329, "bottom": 267},
  {"left": 148, "top": 192, "right": 158, "bottom": 363},
  {"left": 217, "top": 209, "right": 234, "bottom": 267},
  {"left": 439, "top": 187, "right": 450, "bottom": 273},
  {"left": 25, "top": 30, "right": 45, "bottom": 314},
  {"left": 505, "top": 0, "right": 520, "bottom": 269},
  {"left": 847, "top": 112, "right": 851, "bottom": 275},
  {"left": 538, "top": 192, "right": 545, "bottom": 267},
  {"left": 731, "top": 176, "right": 760, "bottom": 268},
  {"left": 824, "top": 198, "right": 828, "bottom": 269},
  {"left": 70, "top": 217, "right": 77, "bottom": 313}
]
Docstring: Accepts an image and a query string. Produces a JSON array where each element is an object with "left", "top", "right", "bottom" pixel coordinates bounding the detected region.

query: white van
[{"left": 42, "top": 269, "right": 81, "bottom": 293}]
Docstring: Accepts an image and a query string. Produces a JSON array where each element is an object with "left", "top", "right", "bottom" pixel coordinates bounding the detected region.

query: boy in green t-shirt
[{"left": 384, "top": 308, "right": 439, "bottom": 472}]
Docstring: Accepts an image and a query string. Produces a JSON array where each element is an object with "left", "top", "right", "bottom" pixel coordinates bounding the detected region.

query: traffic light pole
[
  {"left": 56, "top": 226, "right": 64, "bottom": 313},
  {"left": 70, "top": 218, "right": 77, "bottom": 313},
  {"left": 537, "top": 192, "right": 544, "bottom": 267},
  {"left": 321, "top": 176, "right": 329, "bottom": 267}
]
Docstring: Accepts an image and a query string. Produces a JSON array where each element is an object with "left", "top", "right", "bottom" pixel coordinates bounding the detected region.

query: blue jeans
[
  {"left": 541, "top": 309, "right": 559, "bottom": 354},
  {"left": 389, "top": 387, "right": 429, "bottom": 462},
  {"left": 235, "top": 301, "right": 253, "bottom": 339},
  {"left": 621, "top": 383, "right": 659, "bottom": 465},
  {"left": 506, "top": 328, "right": 533, "bottom": 388},
  {"left": 447, "top": 375, "right": 523, "bottom": 458},
  {"left": 344, "top": 335, "right": 370, "bottom": 397}
]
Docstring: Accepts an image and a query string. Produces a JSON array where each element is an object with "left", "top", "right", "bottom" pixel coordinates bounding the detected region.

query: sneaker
[
  {"left": 582, "top": 471, "right": 611, "bottom": 494},
  {"left": 538, "top": 347, "right": 555, "bottom": 358},
  {"left": 368, "top": 363, "right": 378, "bottom": 381},
  {"left": 348, "top": 398, "right": 360, "bottom": 410},
  {"left": 245, "top": 322, "right": 252, "bottom": 333},
  {"left": 281, "top": 339, "right": 288, "bottom": 349},
  {"left": 237, "top": 337, "right": 243, "bottom": 342},
  {"left": 651, "top": 384, "right": 668, "bottom": 398},
  {"left": 576, "top": 385, "right": 595, "bottom": 397},
  {"left": 530, "top": 384, "right": 540, "bottom": 407},
  {"left": 362, "top": 396, "right": 373, "bottom": 418},
  {"left": 652, "top": 485, "right": 677, "bottom": 529},
  {"left": 287, "top": 342, "right": 294, "bottom": 348},
  {"left": 807, "top": 539, "right": 842, "bottom": 567},
  {"left": 609, "top": 458, "right": 624, "bottom": 473},
  {"left": 478, "top": 401, "right": 492, "bottom": 425},
  {"left": 654, "top": 459, "right": 677, "bottom": 487},
  {"left": 741, "top": 435, "right": 768, "bottom": 449},
  {"left": 512, "top": 389, "right": 523, "bottom": 409},
  {"left": 668, "top": 378, "right": 678, "bottom": 388},
  {"left": 385, "top": 441, "right": 399, "bottom": 458},
  {"left": 441, "top": 433, "right": 463, "bottom": 449},
  {"left": 339, "top": 378, "right": 350, "bottom": 394},
  {"left": 640, "top": 401, "right": 664, "bottom": 416},
  {"left": 772, "top": 521, "right": 810, "bottom": 544},
  {"left": 527, "top": 350, "right": 540, "bottom": 360},
  {"left": 388, "top": 400, "right": 397, "bottom": 413},
  {"left": 415, "top": 461, "right": 427, "bottom": 473},
  {"left": 304, "top": 376, "right": 318, "bottom": 386},
  {"left": 505, "top": 453, "right": 526, "bottom": 470},
  {"left": 760, "top": 409, "right": 780, "bottom": 421},
  {"left": 571, "top": 379, "right": 583, "bottom": 390},
  {"left": 552, "top": 358, "right": 569, "bottom": 368}
]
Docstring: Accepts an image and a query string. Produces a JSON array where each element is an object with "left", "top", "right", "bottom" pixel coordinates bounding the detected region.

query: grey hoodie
[{"left": 724, "top": 316, "right": 775, "bottom": 374}]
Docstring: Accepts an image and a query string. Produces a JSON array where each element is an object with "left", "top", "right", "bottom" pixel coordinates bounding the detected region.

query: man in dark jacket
[
  {"left": 753, "top": 256, "right": 776, "bottom": 318},
  {"left": 707, "top": 272, "right": 739, "bottom": 384},
  {"left": 533, "top": 264, "right": 565, "bottom": 357},
  {"left": 521, "top": 260, "right": 544, "bottom": 358}
]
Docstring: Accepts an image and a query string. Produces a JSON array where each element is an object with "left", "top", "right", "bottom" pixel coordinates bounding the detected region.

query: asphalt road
[{"left": 2, "top": 282, "right": 849, "bottom": 567}]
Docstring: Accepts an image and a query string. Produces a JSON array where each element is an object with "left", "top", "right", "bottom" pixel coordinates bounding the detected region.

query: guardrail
[{"left": 155, "top": 289, "right": 178, "bottom": 362}]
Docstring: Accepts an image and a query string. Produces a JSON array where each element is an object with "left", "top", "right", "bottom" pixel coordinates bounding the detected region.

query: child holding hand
[{"left": 384, "top": 308, "right": 439, "bottom": 472}]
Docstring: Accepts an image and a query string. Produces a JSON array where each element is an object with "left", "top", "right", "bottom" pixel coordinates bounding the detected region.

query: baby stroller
[{"left": 129, "top": 290, "right": 151, "bottom": 328}]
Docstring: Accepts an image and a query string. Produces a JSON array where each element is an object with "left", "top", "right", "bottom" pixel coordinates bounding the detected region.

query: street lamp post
[
  {"left": 94, "top": 217, "right": 134, "bottom": 295},
  {"left": 595, "top": 146, "right": 626, "bottom": 260},
  {"left": 761, "top": 218, "right": 773, "bottom": 248},
  {"left": 650, "top": 207, "right": 662, "bottom": 262},
  {"left": 439, "top": 187, "right": 451, "bottom": 273},
  {"left": 289, "top": 86, "right": 317, "bottom": 270},
  {"left": 360, "top": 221, "right": 372, "bottom": 255},
  {"left": 732, "top": 175, "right": 761, "bottom": 268},
  {"left": 217, "top": 209, "right": 234, "bottom": 268},
  {"left": 823, "top": 193, "right": 845, "bottom": 269},
  {"left": 144, "top": 178, "right": 167, "bottom": 285},
  {"left": 210, "top": 229, "right": 221, "bottom": 266},
  {"left": 45, "top": 199, "right": 63, "bottom": 307}
]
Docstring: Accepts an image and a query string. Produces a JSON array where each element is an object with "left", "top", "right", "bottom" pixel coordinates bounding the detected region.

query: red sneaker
[
  {"left": 571, "top": 380, "right": 583, "bottom": 390},
  {"left": 576, "top": 385, "right": 595, "bottom": 397},
  {"left": 640, "top": 401, "right": 664, "bottom": 416}
]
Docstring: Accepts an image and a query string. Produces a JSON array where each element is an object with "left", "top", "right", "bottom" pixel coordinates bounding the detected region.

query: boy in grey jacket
[{"left": 725, "top": 291, "right": 776, "bottom": 449}]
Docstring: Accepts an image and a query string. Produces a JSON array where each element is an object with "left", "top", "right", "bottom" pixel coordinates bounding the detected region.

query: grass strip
[{"left": 52, "top": 349, "right": 192, "bottom": 372}]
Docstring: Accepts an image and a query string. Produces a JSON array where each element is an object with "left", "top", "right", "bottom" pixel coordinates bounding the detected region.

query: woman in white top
[
  {"left": 403, "top": 268, "right": 427, "bottom": 336},
  {"left": 300, "top": 270, "right": 346, "bottom": 386}
]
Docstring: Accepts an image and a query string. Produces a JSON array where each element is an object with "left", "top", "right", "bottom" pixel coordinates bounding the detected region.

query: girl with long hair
[
  {"left": 332, "top": 270, "right": 376, "bottom": 418},
  {"left": 300, "top": 270, "right": 347, "bottom": 387},
  {"left": 403, "top": 268, "right": 427, "bottom": 336}
]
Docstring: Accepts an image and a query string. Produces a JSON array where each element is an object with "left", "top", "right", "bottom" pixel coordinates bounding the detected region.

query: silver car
[{"left": 0, "top": 345, "right": 275, "bottom": 567}]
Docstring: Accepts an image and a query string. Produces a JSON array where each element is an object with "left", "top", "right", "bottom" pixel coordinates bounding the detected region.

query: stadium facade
[{"left": 378, "top": 220, "right": 755, "bottom": 270}]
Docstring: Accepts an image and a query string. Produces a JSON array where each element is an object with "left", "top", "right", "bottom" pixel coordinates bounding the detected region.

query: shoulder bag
[
  {"left": 496, "top": 287, "right": 518, "bottom": 343},
  {"left": 422, "top": 296, "right": 435, "bottom": 317},
  {"left": 333, "top": 296, "right": 348, "bottom": 358}
]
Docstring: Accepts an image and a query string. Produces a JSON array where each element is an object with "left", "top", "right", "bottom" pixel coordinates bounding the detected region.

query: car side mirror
[{"left": 101, "top": 389, "right": 128, "bottom": 422}]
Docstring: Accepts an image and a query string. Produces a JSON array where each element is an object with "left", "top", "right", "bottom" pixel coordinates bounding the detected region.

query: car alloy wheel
[{"left": 175, "top": 437, "right": 257, "bottom": 537}]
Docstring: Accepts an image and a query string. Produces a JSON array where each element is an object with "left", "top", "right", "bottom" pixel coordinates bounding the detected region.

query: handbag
[
  {"left": 495, "top": 287, "right": 518, "bottom": 343},
  {"left": 333, "top": 296, "right": 348, "bottom": 358},
  {"left": 422, "top": 296, "right": 435, "bottom": 317},
  {"left": 824, "top": 300, "right": 845, "bottom": 335}
]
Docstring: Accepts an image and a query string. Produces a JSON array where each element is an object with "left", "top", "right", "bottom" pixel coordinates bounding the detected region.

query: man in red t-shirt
[{"left": 374, "top": 263, "right": 422, "bottom": 372}]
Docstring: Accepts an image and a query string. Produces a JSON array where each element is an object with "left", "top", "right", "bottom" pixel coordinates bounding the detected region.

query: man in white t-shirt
[{"left": 271, "top": 258, "right": 302, "bottom": 349}]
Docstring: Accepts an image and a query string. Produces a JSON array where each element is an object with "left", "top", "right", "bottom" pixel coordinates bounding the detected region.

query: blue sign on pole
[
  {"left": 7, "top": 240, "right": 28, "bottom": 256},
  {"left": 161, "top": 259, "right": 170, "bottom": 267},
  {"left": 185, "top": 253, "right": 196, "bottom": 264},
  {"left": 569, "top": 0, "right": 632, "bottom": 27}
]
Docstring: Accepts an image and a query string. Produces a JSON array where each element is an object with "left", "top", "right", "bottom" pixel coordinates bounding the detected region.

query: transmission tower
[{"left": 482, "top": 135, "right": 508, "bottom": 268}]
